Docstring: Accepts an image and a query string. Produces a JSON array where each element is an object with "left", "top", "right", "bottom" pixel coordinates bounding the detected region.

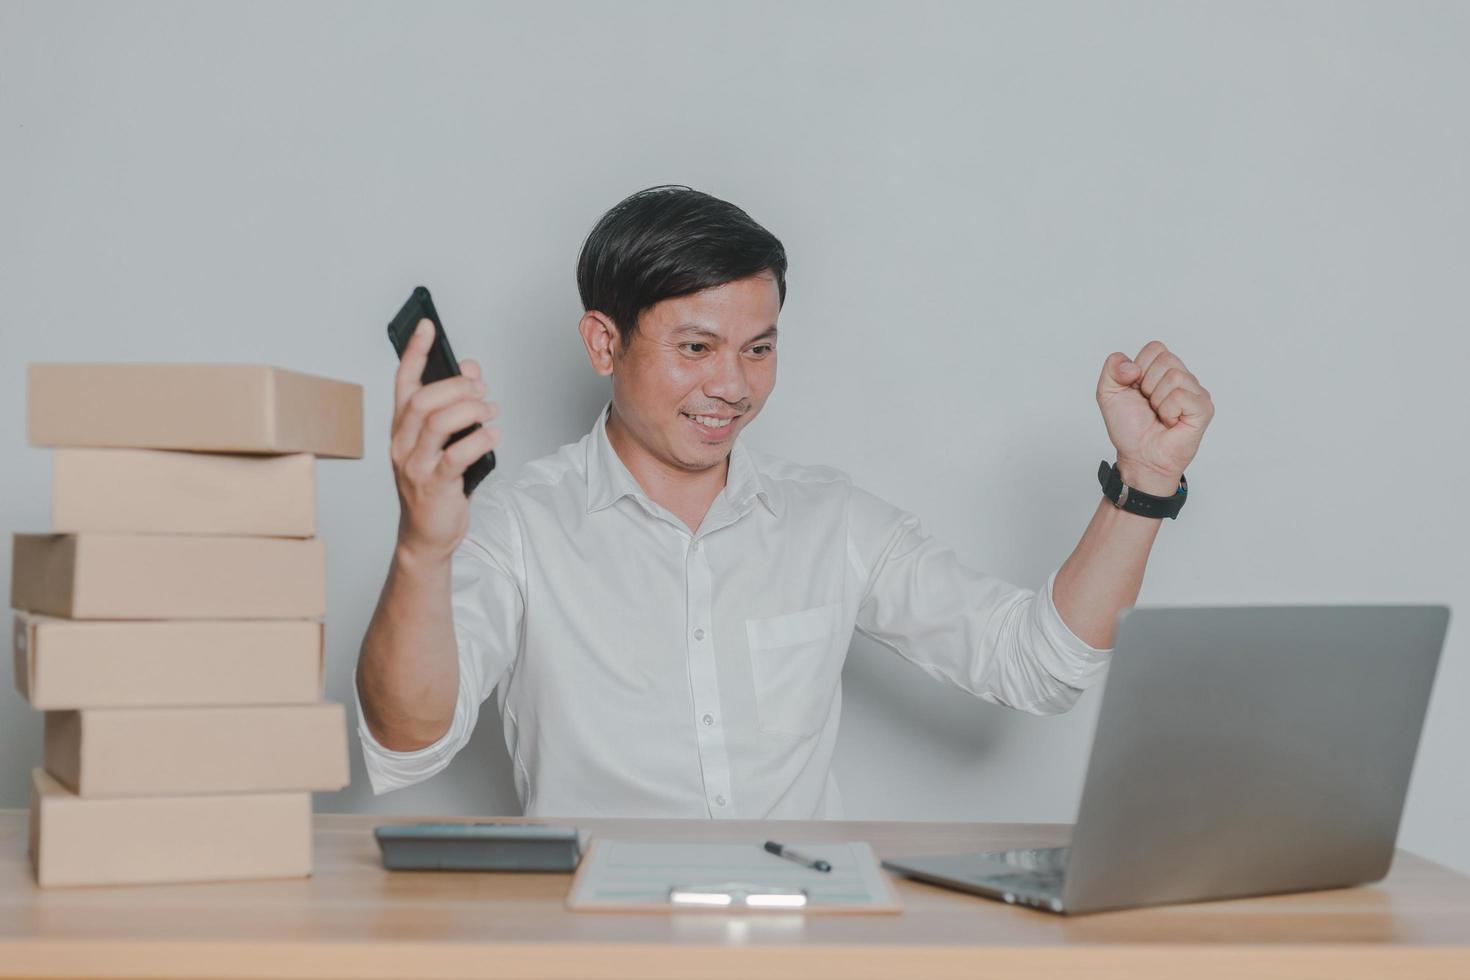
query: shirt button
[
  {"left": 714, "top": 795, "right": 727, "bottom": 807},
  {"left": 693, "top": 628, "right": 706, "bottom": 641},
  {"left": 702, "top": 713, "right": 714, "bottom": 726},
  {"left": 691, "top": 540, "right": 701, "bottom": 552}
]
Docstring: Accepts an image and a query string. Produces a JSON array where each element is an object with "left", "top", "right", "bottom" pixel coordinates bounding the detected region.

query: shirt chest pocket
[{"left": 745, "top": 602, "right": 845, "bottom": 738}]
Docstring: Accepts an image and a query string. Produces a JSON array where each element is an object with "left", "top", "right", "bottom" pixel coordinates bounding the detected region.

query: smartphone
[{"left": 386, "top": 286, "right": 495, "bottom": 496}]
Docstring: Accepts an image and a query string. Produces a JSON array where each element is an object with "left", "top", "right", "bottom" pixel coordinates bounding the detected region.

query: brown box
[
  {"left": 44, "top": 703, "right": 349, "bottom": 797},
  {"left": 28, "top": 363, "right": 363, "bottom": 459},
  {"left": 11, "top": 533, "right": 325, "bottom": 619},
  {"left": 51, "top": 448, "right": 316, "bottom": 537},
  {"left": 28, "top": 768, "right": 311, "bottom": 887},
  {"left": 14, "top": 613, "right": 323, "bottom": 709}
]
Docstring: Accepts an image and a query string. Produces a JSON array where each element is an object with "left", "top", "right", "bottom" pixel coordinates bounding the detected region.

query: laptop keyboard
[
  {"left": 980, "top": 846, "right": 1070, "bottom": 872},
  {"left": 972, "top": 848, "right": 1069, "bottom": 904}
]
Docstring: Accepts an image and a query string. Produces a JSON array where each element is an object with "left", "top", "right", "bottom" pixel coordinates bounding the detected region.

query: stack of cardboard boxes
[{"left": 12, "top": 364, "right": 363, "bottom": 887}]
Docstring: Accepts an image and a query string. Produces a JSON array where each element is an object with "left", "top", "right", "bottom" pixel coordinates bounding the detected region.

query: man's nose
[{"left": 704, "top": 350, "right": 749, "bottom": 403}]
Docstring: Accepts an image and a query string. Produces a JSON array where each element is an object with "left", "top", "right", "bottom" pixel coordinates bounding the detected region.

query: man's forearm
[
  {"left": 1051, "top": 468, "right": 1172, "bottom": 649},
  {"left": 355, "top": 547, "right": 461, "bottom": 751},
  {"left": 1059, "top": 338, "right": 1213, "bottom": 647}
]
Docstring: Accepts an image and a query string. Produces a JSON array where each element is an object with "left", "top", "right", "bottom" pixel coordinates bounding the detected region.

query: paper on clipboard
[{"left": 566, "top": 840, "right": 902, "bottom": 913}]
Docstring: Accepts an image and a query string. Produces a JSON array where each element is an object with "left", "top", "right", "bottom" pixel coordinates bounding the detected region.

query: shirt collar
[{"left": 584, "top": 402, "right": 780, "bottom": 518}]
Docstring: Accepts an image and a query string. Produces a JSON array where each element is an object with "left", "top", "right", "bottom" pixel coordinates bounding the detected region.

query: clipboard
[{"left": 566, "top": 839, "right": 903, "bottom": 914}]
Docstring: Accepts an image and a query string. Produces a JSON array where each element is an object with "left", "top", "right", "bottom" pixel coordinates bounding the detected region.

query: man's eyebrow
[
  {"left": 748, "top": 325, "right": 779, "bottom": 343},
  {"left": 672, "top": 324, "right": 779, "bottom": 343}
]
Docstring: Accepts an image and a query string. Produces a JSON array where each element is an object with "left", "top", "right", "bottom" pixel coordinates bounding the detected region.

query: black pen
[{"left": 764, "top": 840, "right": 831, "bottom": 873}]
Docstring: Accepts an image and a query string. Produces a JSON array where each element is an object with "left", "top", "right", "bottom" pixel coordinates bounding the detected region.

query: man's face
[{"left": 609, "top": 273, "right": 780, "bottom": 473}]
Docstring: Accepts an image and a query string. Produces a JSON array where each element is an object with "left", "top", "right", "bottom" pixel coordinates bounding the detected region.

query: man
[{"left": 355, "top": 185, "right": 1214, "bottom": 818}]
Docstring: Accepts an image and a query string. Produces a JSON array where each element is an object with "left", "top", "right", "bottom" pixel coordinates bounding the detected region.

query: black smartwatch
[{"left": 1097, "top": 460, "right": 1187, "bottom": 520}]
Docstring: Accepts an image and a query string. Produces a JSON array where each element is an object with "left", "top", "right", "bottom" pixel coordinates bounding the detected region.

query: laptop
[{"left": 881, "top": 604, "right": 1450, "bottom": 915}]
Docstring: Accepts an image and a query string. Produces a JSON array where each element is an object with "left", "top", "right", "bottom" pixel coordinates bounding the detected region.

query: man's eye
[
  {"left": 749, "top": 345, "right": 774, "bottom": 356},
  {"left": 683, "top": 343, "right": 708, "bottom": 354}
]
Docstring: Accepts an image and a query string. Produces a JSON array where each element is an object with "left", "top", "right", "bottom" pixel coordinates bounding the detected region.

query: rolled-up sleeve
[
  {"left": 358, "top": 488, "right": 526, "bottom": 794},
  {"left": 848, "top": 486, "right": 1111, "bottom": 715}
]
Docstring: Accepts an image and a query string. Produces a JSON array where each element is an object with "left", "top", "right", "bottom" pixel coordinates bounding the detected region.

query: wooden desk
[{"left": 3, "top": 809, "right": 1468, "bottom": 979}]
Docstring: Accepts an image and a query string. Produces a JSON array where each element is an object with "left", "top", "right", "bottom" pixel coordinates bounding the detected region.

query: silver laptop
[{"left": 882, "top": 604, "right": 1450, "bottom": 915}]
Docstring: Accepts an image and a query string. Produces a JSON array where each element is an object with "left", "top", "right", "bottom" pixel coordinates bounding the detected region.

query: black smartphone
[{"left": 386, "top": 286, "right": 495, "bottom": 496}]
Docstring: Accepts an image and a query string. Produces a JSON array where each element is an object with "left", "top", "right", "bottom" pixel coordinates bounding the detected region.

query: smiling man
[{"left": 354, "top": 185, "right": 1215, "bottom": 817}]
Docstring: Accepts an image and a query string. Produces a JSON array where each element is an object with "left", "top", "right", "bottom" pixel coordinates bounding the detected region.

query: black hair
[{"left": 576, "top": 185, "right": 787, "bottom": 347}]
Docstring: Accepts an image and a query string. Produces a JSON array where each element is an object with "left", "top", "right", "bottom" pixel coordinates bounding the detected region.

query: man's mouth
[{"left": 681, "top": 412, "right": 739, "bottom": 436}]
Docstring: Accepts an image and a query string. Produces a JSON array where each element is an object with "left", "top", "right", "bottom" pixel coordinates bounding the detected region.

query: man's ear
[{"left": 578, "top": 311, "right": 621, "bottom": 377}]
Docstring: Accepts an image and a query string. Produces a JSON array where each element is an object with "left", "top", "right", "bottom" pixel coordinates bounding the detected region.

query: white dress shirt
[{"left": 359, "top": 404, "right": 1112, "bottom": 818}]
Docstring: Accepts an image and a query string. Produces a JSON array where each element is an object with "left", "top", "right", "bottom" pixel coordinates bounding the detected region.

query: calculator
[{"left": 373, "top": 822, "right": 585, "bottom": 872}]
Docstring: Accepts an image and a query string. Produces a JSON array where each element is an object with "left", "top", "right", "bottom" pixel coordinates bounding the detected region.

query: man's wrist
[
  {"left": 1114, "top": 459, "right": 1184, "bottom": 498},
  {"left": 392, "top": 539, "right": 455, "bottom": 578}
]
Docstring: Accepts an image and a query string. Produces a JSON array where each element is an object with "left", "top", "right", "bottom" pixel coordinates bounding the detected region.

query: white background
[{"left": 3, "top": 1, "right": 1466, "bottom": 874}]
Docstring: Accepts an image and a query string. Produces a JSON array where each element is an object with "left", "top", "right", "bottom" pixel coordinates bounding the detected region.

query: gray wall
[{"left": 4, "top": 1, "right": 1467, "bottom": 874}]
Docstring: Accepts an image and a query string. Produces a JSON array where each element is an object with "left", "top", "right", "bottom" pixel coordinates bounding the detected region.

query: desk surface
[{"left": 3, "top": 809, "right": 1469, "bottom": 979}]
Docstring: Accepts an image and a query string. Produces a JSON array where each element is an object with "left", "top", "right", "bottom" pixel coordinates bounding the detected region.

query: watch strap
[{"left": 1097, "top": 460, "right": 1187, "bottom": 519}]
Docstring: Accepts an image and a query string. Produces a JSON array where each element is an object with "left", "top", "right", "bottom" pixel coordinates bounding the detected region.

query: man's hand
[
  {"left": 391, "top": 319, "right": 501, "bottom": 565},
  {"left": 1095, "top": 341, "right": 1214, "bottom": 496}
]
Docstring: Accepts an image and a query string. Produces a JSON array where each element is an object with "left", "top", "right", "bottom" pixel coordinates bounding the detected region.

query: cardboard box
[
  {"left": 14, "top": 613, "right": 323, "bottom": 709},
  {"left": 51, "top": 448, "right": 316, "bottom": 537},
  {"left": 28, "top": 363, "right": 363, "bottom": 459},
  {"left": 29, "top": 768, "right": 311, "bottom": 887},
  {"left": 11, "top": 533, "right": 325, "bottom": 619},
  {"left": 44, "top": 703, "right": 349, "bottom": 797}
]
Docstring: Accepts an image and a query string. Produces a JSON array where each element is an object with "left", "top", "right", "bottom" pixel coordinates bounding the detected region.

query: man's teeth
[{"left": 687, "top": 414, "right": 733, "bottom": 429}]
